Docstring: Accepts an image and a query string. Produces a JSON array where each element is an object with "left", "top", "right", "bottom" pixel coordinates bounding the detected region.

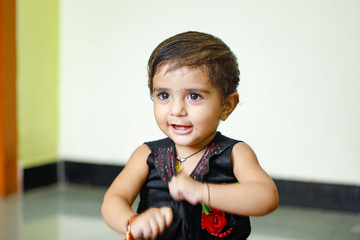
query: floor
[{"left": 1, "top": 184, "right": 360, "bottom": 240}]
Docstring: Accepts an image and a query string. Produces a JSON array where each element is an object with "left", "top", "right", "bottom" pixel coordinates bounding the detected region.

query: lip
[{"left": 170, "top": 124, "right": 193, "bottom": 135}]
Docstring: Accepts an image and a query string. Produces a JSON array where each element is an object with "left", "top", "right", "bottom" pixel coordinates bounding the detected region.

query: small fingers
[
  {"left": 154, "top": 212, "right": 166, "bottom": 236},
  {"left": 160, "top": 207, "right": 173, "bottom": 227},
  {"left": 131, "top": 207, "right": 173, "bottom": 239},
  {"left": 136, "top": 207, "right": 173, "bottom": 240},
  {"left": 131, "top": 213, "right": 154, "bottom": 239},
  {"left": 149, "top": 217, "right": 160, "bottom": 239},
  {"left": 150, "top": 207, "right": 173, "bottom": 237}
]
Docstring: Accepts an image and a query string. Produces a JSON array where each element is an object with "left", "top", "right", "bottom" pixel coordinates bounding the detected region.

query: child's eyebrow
[
  {"left": 153, "top": 87, "right": 169, "bottom": 92},
  {"left": 185, "top": 88, "right": 211, "bottom": 93},
  {"left": 153, "top": 87, "right": 211, "bottom": 94}
]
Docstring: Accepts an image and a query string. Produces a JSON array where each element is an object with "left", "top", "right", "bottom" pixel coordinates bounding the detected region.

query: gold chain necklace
[{"left": 175, "top": 146, "right": 207, "bottom": 173}]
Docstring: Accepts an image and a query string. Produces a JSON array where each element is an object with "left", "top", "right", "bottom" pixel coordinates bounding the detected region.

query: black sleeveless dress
[{"left": 137, "top": 132, "right": 251, "bottom": 239}]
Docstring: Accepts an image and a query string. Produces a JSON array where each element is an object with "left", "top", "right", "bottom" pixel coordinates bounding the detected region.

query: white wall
[{"left": 59, "top": 0, "right": 360, "bottom": 185}]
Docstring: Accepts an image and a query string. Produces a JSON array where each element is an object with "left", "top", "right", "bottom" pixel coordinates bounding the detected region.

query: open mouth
[{"left": 171, "top": 124, "right": 193, "bottom": 134}]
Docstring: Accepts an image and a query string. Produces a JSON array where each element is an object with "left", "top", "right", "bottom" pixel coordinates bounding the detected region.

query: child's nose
[{"left": 170, "top": 98, "right": 186, "bottom": 116}]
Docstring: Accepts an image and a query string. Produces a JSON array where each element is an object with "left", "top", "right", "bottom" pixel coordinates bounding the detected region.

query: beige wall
[{"left": 59, "top": 0, "right": 360, "bottom": 185}]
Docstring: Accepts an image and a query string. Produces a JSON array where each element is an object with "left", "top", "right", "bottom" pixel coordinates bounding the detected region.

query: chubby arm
[
  {"left": 169, "top": 142, "right": 279, "bottom": 216},
  {"left": 101, "top": 144, "right": 150, "bottom": 233},
  {"left": 101, "top": 144, "right": 173, "bottom": 239}
]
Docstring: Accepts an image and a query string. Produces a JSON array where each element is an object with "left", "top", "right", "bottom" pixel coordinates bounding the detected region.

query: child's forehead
[{"left": 155, "top": 63, "right": 210, "bottom": 79}]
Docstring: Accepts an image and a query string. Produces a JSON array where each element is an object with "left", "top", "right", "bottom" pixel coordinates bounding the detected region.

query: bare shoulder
[
  {"left": 231, "top": 142, "right": 270, "bottom": 182},
  {"left": 231, "top": 141, "right": 259, "bottom": 169},
  {"left": 232, "top": 141, "right": 257, "bottom": 161},
  {"left": 127, "top": 143, "right": 152, "bottom": 166},
  {"left": 121, "top": 143, "right": 151, "bottom": 179},
  {"left": 106, "top": 144, "right": 151, "bottom": 201}
]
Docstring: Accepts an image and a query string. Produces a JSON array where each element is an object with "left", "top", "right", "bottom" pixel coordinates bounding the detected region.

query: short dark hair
[{"left": 147, "top": 31, "right": 240, "bottom": 102}]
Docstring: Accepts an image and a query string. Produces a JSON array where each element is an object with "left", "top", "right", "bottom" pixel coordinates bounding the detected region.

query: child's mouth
[{"left": 171, "top": 124, "right": 193, "bottom": 134}]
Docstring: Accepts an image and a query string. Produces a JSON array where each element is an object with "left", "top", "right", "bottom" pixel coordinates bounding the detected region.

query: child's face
[{"left": 152, "top": 64, "right": 225, "bottom": 149}]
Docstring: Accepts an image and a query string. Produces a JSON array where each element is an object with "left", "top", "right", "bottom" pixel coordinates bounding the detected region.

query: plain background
[{"left": 58, "top": 0, "right": 360, "bottom": 185}]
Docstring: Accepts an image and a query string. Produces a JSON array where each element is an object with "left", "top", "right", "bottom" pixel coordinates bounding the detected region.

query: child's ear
[{"left": 220, "top": 92, "right": 239, "bottom": 121}]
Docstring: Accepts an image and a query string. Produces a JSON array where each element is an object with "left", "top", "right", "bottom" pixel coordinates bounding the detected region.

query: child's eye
[
  {"left": 157, "top": 92, "right": 170, "bottom": 100},
  {"left": 188, "top": 93, "right": 202, "bottom": 101}
]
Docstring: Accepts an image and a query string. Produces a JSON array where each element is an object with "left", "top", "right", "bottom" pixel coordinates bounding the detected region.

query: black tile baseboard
[
  {"left": 23, "top": 161, "right": 360, "bottom": 212},
  {"left": 274, "top": 179, "right": 360, "bottom": 212},
  {"left": 23, "top": 163, "right": 58, "bottom": 191},
  {"left": 63, "top": 161, "right": 123, "bottom": 186}
]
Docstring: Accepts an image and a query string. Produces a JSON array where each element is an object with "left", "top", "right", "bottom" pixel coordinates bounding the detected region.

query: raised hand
[{"left": 168, "top": 173, "right": 208, "bottom": 205}]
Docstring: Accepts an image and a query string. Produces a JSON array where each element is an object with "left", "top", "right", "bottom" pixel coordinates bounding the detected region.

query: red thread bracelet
[{"left": 125, "top": 215, "right": 138, "bottom": 240}]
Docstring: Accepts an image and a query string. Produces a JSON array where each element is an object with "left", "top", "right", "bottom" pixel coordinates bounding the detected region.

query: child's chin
[{"left": 170, "top": 135, "right": 195, "bottom": 146}]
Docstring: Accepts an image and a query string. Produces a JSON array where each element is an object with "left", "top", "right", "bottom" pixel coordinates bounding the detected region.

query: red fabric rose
[{"left": 201, "top": 208, "right": 227, "bottom": 234}]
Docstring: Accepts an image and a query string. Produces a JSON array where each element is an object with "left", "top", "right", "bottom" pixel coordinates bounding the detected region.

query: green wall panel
[{"left": 18, "top": 0, "right": 59, "bottom": 168}]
